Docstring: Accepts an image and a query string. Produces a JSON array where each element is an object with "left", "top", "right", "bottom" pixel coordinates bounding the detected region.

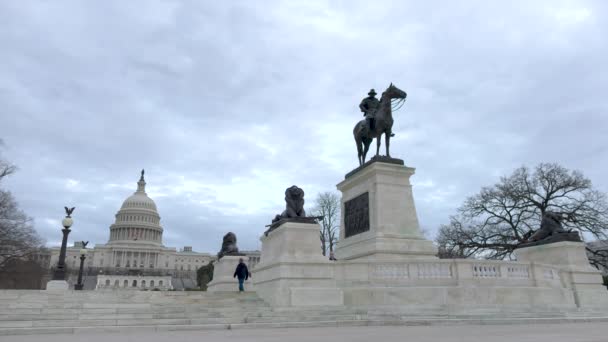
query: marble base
[
  {"left": 253, "top": 221, "right": 343, "bottom": 307},
  {"left": 336, "top": 232, "right": 438, "bottom": 261},
  {"left": 46, "top": 280, "right": 69, "bottom": 291},
  {"left": 515, "top": 241, "right": 608, "bottom": 309},
  {"left": 335, "top": 162, "right": 438, "bottom": 261},
  {"left": 515, "top": 241, "right": 595, "bottom": 270},
  {"left": 207, "top": 256, "right": 253, "bottom": 292}
]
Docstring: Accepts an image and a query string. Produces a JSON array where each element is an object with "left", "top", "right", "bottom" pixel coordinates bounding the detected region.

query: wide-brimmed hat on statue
[{"left": 368, "top": 89, "right": 377, "bottom": 96}]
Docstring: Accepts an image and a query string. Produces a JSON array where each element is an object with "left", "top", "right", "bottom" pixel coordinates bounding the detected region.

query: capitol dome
[
  {"left": 120, "top": 190, "right": 158, "bottom": 212},
  {"left": 107, "top": 170, "right": 164, "bottom": 246}
]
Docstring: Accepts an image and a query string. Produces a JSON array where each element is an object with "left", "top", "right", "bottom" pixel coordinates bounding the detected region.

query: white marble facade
[
  {"left": 335, "top": 162, "right": 437, "bottom": 261},
  {"left": 253, "top": 221, "right": 343, "bottom": 307}
]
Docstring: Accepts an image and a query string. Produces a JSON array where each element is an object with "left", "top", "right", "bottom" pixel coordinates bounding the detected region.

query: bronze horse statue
[{"left": 353, "top": 83, "right": 407, "bottom": 165}]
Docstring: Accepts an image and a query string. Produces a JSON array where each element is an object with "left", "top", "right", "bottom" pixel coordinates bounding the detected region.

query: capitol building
[{"left": 46, "top": 171, "right": 259, "bottom": 290}]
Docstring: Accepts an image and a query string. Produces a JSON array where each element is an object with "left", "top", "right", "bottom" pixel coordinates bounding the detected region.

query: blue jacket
[{"left": 233, "top": 262, "right": 249, "bottom": 280}]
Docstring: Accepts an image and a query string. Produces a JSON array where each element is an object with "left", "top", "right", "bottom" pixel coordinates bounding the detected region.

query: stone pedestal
[
  {"left": 515, "top": 241, "right": 608, "bottom": 309},
  {"left": 46, "top": 280, "right": 69, "bottom": 290},
  {"left": 335, "top": 161, "right": 437, "bottom": 261},
  {"left": 253, "top": 221, "right": 343, "bottom": 307},
  {"left": 207, "top": 255, "right": 253, "bottom": 292}
]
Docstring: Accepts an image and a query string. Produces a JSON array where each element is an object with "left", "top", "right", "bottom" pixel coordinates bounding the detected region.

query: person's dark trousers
[{"left": 238, "top": 278, "right": 245, "bottom": 292}]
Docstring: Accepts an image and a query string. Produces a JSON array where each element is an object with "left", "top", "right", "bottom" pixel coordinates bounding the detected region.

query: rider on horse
[
  {"left": 359, "top": 88, "right": 394, "bottom": 137},
  {"left": 359, "top": 89, "right": 380, "bottom": 131}
]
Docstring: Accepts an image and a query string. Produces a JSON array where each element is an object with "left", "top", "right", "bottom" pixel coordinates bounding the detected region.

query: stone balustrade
[
  {"left": 472, "top": 263, "right": 501, "bottom": 278},
  {"left": 336, "top": 259, "right": 562, "bottom": 289},
  {"left": 95, "top": 284, "right": 172, "bottom": 291},
  {"left": 416, "top": 262, "right": 453, "bottom": 278},
  {"left": 96, "top": 275, "right": 173, "bottom": 290}
]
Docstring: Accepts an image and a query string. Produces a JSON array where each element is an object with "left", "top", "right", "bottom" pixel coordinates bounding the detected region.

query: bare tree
[
  {"left": 0, "top": 258, "right": 47, "bottom": 289},
  {"left": 0, "top": 147, "right": 42, "bottom": 270},
  {"left": 436, "top": 163, "right": 608, "bottom": 263},
  {"left": 587, "top": 241, "right": 608, "bottom": 274},
  {"left": 0, "top": 143, "right": 17, "bottom": 180},
  {"left": 311, "top": 192, "right": 340, "bottom": 256}
]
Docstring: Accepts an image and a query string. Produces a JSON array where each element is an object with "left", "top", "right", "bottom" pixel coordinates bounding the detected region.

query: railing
[
  {"left": 416, "top": 263, "right": 452, "bottom": 278},
  {"left": 472, "top": 264, "right": 500, "bottom": 278},
  {"left": 96, "top": 284, "right": 172, "bottom": 291},
  {"left": 83, "top": 267, "right": 196, "bottom": 277},
  {"left": 372, "top": 264, "right": 409, "bottom": 279},
  {"left": 344, "top": 259, "right": 560, "bottom": 288},
  {"left": 506, "top": 265, "right": 530, "bottom": 278}
]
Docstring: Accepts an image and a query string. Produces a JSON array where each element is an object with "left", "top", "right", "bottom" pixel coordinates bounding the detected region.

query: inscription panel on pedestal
[{"left": 344, "top": 192, "right": 370, "bottom": 238}]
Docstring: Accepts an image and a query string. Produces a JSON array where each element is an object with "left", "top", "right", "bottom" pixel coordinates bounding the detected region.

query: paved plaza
[{"left": 2, "top": 323, "right": 608, "bottom": 342}]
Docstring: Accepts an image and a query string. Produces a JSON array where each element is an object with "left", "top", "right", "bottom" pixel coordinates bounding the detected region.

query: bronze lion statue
[
  {"left": 272, "top": 185, "right": 306, "bottom": 223},
  {"left": 217, "top": 232, "right": 239, "bottom": 259},
  {"left": 529, "top": 211, "right": 567, "bottom": 241},
  {"left": 520, "top": 211, "right": 581, "bottom": 247}
]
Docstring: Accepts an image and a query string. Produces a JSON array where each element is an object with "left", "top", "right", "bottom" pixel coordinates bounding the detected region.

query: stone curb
[{"left": 2, "top": 316, "right": 608, "bottom": 336}]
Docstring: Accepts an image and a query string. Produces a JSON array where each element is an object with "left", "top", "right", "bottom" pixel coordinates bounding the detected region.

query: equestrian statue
[{"left": 353, "top": 83, "right": 407, "bottom": 165}]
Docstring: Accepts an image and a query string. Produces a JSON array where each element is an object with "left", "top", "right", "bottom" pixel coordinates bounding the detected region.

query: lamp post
[
  {"left": 52, "top": 207, "right": 75, "bottom": 281},
  {"left": 74, "top": 241, "right": 89, "bottom": 290}
]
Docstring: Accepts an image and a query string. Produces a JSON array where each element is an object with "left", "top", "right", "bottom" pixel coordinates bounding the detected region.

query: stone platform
[
  {"left": 1, "top": 290, "right": 608, "bottom": 336},
  {"left": 5, "top": 323, "right": 608, "bottom": 342},
  {"left": 45, "top": 280, "right": 69, "bottom": 291},
  {"left": 208, "top": 255, "right": 253, "bottom": 292},
  {"left": 515, "top": 241, "right": 608, "bottom": 309},
  {"left": 253, "top": 221, "right": 343, "bottom": 307},
  {"left": 335, "top": 161, "right": 437, "bottom": 261}
]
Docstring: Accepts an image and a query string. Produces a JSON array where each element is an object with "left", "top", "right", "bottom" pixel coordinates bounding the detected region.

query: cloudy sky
[{"left": 1, "top": 1, "right": 607, "bottom": 253}]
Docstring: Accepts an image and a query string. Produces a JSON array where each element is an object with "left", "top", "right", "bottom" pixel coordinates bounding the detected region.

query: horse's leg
[
  {"left": 362, "top": 139, "right": 371, "bottom": 163},
  {"left": 356, "top": 137, "right": 363, "bottom": 166},
  {"left": 375, "top": 133, "right": 382, "bottom": 157},
  {"left": 385, "top": 130, "right": 391, "bottom": 158},
  {"left": 354, "top": 124, "right": 363, "bottom": 166}
]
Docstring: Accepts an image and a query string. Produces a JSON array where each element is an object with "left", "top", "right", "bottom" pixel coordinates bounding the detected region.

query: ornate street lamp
[
  {"left": 74, "top": 241, "right": 89, "bottom": 290},
  {"left": 51, "top": 206, "right": 75, "bottom": 281}
]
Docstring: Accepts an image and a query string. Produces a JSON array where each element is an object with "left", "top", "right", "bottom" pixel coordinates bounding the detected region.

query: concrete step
[
  {"left": 0, "top": 308, "right": 361, "bottom": 322},
  {"left": 3, "top": 316, "right": 608, "bottom": 336},
  {"left": 270, "top": 307, "right": 366, "bottom": 314},
  {"left": 243, "top": 314, "right": 366, "bottom": 323},
  {"left": 0, "top": 310, "right": 277, "bottom": 321},
  {"left": 0, "top": 313, "right": 370, "bottom": 329},
  {"left": 4, "top": 290, "right": 607, "bottom": 337},
  {"left": 0, "top": 291, "right": 259, "bottom": 305},
  {"left": 7, "top": 304, "right": 563, "bottom": 323},
  {"left": 0, "top": 295, "right": 265, "bottom": 303},
  {"left": 0, "top": 307, "right": 275, "bottom": 318},
  {"left": 0, "top": 300, "right": 269, "bottom": 309}
]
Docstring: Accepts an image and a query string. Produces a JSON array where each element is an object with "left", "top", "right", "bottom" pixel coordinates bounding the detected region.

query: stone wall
[{"left": 332, "top": 258, "right": 578, "bottom": 312}]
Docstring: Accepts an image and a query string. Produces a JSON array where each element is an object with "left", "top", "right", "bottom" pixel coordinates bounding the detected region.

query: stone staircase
[
  {"left": 0, "top": 290, "right": 368, "bottom": 335},
  {"left": 1, "top": 290, "right": 607, "bottom": 336}
]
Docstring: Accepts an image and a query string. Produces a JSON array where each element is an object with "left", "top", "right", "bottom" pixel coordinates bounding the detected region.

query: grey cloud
[{"left": 1, "top": 1, "right": 607, "bottom": 252}]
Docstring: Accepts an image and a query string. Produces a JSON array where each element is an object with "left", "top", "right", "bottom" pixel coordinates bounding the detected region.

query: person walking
[
  {"left": 329, "top": 251, "right": 337, "bottom": 261},
  {"left": 233, "top": 258, "right": 250, "bottom": 292}
]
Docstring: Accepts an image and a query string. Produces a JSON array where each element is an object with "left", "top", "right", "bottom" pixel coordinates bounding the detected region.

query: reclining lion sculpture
[
  {"left": 520, "top": 211, "right": 581, "bottom": 247},
  {"left": 217, "top": 232, "right": 240, "bottom": 259},
  {"left": 529, "top": 211, "right": 567, "bottom": 241},
  {"left": 264, "top": 185, "right": 321, "bottom": 235},
  {"left": 272, "top": 185, "right": 306, "bottom": 223}
]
